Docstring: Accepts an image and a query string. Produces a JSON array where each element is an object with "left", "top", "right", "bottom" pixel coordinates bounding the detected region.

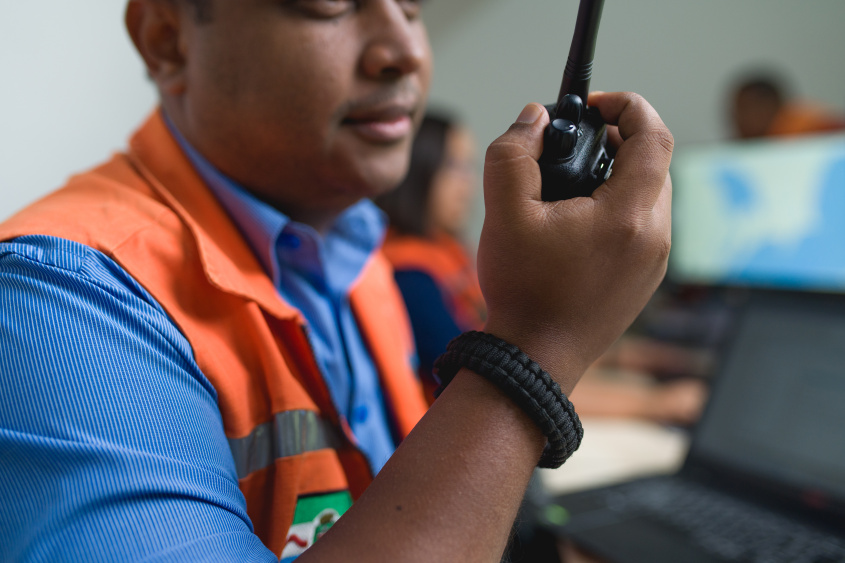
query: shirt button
[
  {"left": 279, "top": 232, "right": 301, "bottom": 249},
  {"left": 353, "top": 405, "right": 369, "bottom": 424}
]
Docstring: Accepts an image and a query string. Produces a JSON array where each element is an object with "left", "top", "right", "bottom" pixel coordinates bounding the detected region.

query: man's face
[{"left": 171, "top": 0, "right": 432, "bottom": 224}]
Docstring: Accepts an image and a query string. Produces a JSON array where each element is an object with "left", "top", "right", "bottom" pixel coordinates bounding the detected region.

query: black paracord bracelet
[{"left": 433, "top": 331, "right": 583, "bottom": 469}]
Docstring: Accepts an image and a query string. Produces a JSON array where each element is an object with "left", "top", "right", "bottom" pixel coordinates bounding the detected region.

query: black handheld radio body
[{"left": 539, "top": 0, "right": 613, "bottom": 201}]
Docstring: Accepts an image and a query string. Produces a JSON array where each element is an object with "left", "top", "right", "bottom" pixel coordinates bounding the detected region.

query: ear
[{"left": 125, "top": 0, "right": 187, "bottom": 96}]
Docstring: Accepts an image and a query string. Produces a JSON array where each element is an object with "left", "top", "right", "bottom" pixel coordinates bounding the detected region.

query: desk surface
[{"left": 538, "top": 417, "right": 690, "bottom": 496}]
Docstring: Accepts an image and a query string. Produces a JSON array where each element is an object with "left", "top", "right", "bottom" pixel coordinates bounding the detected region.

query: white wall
[
  {"left": 2, "top": 1, "right": 843, "bottom": 226},
  {"left": 0, "top": 2, "right": 155, "bottom": 220},
  {"left": 426, "top": 0, "right": 845, "bottom": 147}
]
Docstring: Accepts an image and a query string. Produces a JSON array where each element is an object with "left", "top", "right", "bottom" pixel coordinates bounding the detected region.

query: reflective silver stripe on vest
[{"left": 228, "top": 410, "right": 343, "bottom": 479}]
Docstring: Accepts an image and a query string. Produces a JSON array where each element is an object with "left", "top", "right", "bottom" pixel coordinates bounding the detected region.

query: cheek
[
  {"left": 271, "top": 46, "right": 346, "bottom": 111},
  {"left": 205, "top": 29, "right": 352, "bottom": 134},
  {"left": 415, "top": 27, "right": 434, "bottom": 93},
  {"left": 259, "top": 75, "right": 342, "bottom": 141}
]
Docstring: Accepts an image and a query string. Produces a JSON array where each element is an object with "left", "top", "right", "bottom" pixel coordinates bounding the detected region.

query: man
[
  {"left": 0, "top": 1, "right": 673, "bottom": 561},
  {"left": 730, "top": 72, "right": 845, "bottom": 139}
]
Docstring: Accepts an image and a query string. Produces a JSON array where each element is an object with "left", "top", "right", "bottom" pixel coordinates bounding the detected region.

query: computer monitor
[{"left": 669, "top": 132, "right": 845, "bottom": 291}]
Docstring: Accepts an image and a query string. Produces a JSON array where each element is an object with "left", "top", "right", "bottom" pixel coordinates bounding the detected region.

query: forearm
[{"left": 301, "top": 368, "right": 548, "bottom": 563}]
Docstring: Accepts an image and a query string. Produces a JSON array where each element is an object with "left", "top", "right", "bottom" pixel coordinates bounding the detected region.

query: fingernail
[{"left": 516, "top": 103, "right": 542, "bottom": 124}]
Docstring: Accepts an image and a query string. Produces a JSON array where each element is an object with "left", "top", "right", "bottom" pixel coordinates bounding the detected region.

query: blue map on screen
[{"left": 670, "top": 133, "right": 845, "bottom": 290}]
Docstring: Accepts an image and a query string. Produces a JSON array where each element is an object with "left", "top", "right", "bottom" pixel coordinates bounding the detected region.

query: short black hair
[{"left": 732, "top": 71, "right": 790, "bottom": 106}]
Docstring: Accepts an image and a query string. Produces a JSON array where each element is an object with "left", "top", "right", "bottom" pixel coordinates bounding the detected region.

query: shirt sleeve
[{"left": 0, "top": 235, "right": 278, "bottom": 563}]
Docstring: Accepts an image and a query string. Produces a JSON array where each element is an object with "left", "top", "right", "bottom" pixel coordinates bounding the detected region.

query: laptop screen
[
  {"left": 689, "top": 290, "right": 845, "bottom": 509},
  {"left": 669, "top": 133, "right": 845, "bottom": 290}
]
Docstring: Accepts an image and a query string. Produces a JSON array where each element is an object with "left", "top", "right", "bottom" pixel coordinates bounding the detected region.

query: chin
[
  {"left": 369, "top": 173, "right": 406, "bottom": 198},
  {"left": 337, "top": 157, "right": 410, "bottom": 199}
]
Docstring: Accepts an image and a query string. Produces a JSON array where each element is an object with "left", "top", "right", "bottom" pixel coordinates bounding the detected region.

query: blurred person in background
[
  {"left": 375, "top": 112, "right": 485, "bottom": 398},
  {"left": 729, "top": 70, "right": 845, "bottom": 139}
]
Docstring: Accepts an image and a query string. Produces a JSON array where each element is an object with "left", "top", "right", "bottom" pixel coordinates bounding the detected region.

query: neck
[{"left": 162, "top": 101, "right": 355, "bottom": 236}]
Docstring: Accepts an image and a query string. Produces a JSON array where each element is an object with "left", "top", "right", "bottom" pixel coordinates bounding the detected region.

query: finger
[
  {"left": 588, "top": 91, "right": 668, "bottom": 140},
  {"left": 589, "top": 92, "right": 674, "bottom": 210},
  {"left": 483, "top": 103, "right": 550, "bottom": 212},
  {"left": 605, "top": 124, "right": 623, "bottom": 150}
]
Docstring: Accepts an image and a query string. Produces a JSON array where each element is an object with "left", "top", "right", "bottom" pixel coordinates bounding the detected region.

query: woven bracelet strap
[{"left": 433, "top": 331, "right": 583, "bottom": 469}]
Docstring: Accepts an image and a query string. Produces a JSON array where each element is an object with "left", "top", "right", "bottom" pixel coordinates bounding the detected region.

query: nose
[{"left": 360, "top": 2, "right": 429, "bottom": 80}]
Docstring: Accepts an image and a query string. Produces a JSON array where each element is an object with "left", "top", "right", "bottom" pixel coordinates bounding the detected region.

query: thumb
[{"left": 483, "top": 103, "right": 549, "bottom": 212}]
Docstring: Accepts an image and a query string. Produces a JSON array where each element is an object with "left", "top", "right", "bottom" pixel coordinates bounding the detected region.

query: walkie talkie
[{"left": 539, "top": 0, "right": 613, "bottom": 201}]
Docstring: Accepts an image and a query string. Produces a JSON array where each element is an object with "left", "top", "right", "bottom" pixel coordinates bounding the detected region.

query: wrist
[
  {"left": 481, "top": 318, "right": 586, "bottom": 395},
  {"left": 442, "top": 368, "right": 547, "bottom": 458},
  {"left": 434, "top": 331, "right": 584, "bottom": 468}
]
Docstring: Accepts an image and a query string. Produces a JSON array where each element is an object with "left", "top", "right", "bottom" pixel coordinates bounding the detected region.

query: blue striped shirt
[
  {"left": 0, "top": 134, "right": 398, "bottom": 560},
  {"left": 0, "top": 235, "right": 275, "bottom": 561}
]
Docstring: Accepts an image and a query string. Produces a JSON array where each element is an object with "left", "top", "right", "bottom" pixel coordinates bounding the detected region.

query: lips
[{"left": 342, "top": 102, "right": 416, "bottom": 144}]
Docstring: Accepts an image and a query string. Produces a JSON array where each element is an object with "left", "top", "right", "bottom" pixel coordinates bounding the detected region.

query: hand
[
  {"left": 571, "top": 369, "right": 708, "bottom": 425},
  {"left": 599, "top": 335, "right": 715, "bottom": 379},
  {"left": 645, "top": 379, "right": 708, "bottom": 425},
  {"left": 478, "top": 92, "right": 673, "bottom": 394}
]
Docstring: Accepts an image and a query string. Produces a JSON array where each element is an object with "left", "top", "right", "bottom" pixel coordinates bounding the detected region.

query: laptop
[{"left": 546, "top": 289, "right": 845, "bottom": 562}]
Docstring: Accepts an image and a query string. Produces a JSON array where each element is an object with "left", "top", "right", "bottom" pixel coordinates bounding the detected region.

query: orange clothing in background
[
  {"left": 382, "top": 229, "right": 486, "bottom": 333},
  {"left": 767, "top": 101, "right": 845, "bottom": 137}
]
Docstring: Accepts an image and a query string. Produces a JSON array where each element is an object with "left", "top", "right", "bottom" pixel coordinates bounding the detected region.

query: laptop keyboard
[{"left": 599, "top": 477, "right": 845, "bottom": 563}]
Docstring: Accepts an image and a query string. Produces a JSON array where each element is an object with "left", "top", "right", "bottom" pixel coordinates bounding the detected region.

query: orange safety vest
[
  {"left": 381, "top": 229, "right": 487, "bottom": 333},
  {"left": 0, "top": 110, "right": 428, "bottom": 558}
]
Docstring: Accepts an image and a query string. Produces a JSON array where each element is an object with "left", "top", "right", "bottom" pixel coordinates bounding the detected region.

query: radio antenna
[{"left": 555, "top": 0, "right": 605, "bottom": 117}]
